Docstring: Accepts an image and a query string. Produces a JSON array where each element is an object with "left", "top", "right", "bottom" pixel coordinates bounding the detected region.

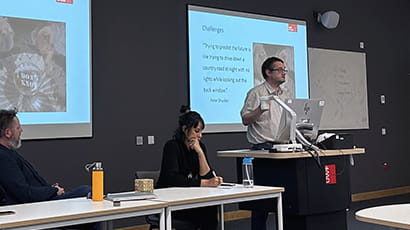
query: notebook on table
[{"left": 105, "top": 191, "right": 157, "bottom": 201}]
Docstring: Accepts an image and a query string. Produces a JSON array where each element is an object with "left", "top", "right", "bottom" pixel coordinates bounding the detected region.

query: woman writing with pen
[{"left": 157, "top": 105, "right": 223, "bottom": 230}]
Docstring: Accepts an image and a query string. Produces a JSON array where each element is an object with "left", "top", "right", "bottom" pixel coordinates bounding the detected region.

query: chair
[
  {"left": 0, "top": 184, "right": 7, "bottom": 205},
  {"left": 135, "top": 170, "right": 198, "bottom": 230},
  {"left": 135, "top": 171, "right": 161, "bottom": 186}
]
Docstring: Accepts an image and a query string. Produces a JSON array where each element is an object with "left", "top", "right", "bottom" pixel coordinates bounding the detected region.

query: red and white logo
[
  {"left": 288, "top": 24, "right": 298, "bottom": 32},
  {"left": 56, "top": 0, "right": 73, "bottom": 4},
  {"left": 325, "top": 164, "right": 336, "bottom": 184}
]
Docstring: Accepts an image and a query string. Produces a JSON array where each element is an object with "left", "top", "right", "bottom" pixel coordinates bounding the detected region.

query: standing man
[
  {"left": 240, "top": 56, "right": 289, "bottom": 230},
  {"left": 0, "top": 109, "right": 91, "bottom": 205},
  {"left": 241, "top": 56, "right": 289, "bottom": 150}
]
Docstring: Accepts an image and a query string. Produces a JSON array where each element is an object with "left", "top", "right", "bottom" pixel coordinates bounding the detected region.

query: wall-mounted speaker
[{"left": 316, "top": 11, "right": 340, "bottom": 29}]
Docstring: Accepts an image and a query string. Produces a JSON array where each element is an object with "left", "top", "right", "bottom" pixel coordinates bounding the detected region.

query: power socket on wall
[
  {"left": 381, "top": 128, "right": 387, "bottom": 136},
  {"left": 148, "top": 136, "right": 155, "bottom": 145},
  {"left": 136, "top": 136, "right": 143, "bottom": 145}
]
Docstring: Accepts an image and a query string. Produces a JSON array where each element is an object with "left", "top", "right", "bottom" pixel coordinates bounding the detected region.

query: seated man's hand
[{"left": 53, "top": 183, "right": 65, "bottom": 195}]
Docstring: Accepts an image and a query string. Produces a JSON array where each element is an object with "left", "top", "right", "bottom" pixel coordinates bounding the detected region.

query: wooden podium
[{"left": 218, "top": 148, "right": 365, "bottom": 230}]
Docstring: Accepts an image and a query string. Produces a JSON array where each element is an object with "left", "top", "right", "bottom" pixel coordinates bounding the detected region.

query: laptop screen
[{"left": 275, "top": 98, "right": 325, "bottom": 143}]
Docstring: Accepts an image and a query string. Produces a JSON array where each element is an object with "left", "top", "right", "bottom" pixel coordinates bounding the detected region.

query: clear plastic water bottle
[{"left": 242, "top": 157, "right": 254, "bottom": 188}]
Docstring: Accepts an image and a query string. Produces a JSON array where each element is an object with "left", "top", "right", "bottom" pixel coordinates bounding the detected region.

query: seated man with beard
[
  {"left": 0, "top": 108, "right": 91, "bottom": 204},
  {"left": 0, "top": 108, "right": 100, "bottom": 229}
]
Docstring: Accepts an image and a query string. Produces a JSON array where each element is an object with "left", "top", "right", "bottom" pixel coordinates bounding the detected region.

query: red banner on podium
[{"left": 325, "top": 164, "right": 336, "bottom": 184}]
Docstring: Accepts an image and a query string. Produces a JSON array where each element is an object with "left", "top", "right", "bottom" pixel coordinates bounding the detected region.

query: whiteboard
[{"left": 308, "top": 48, "right": 369, "bottom": 130}]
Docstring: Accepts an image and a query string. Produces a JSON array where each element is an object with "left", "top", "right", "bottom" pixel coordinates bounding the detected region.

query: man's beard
[{"left": 9, "top": 138, "right": 22, "bottom": 150}]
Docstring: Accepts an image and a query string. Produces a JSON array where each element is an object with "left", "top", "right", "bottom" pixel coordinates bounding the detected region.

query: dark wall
[{"left": 20, "top": 0, "right": 410, "bottom": 195}]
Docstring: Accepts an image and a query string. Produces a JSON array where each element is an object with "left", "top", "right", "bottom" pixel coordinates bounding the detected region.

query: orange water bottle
[{"left": 86, "top": 162, "right": 104, "bottom": 201}]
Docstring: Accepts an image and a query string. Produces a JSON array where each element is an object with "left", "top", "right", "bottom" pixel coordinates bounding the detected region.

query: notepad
[
  {"left": 105, "top": 191, "right": 157, "bottom": 201},
  {"left": 218, "top": 183, "right": 237, "bottom": 189},
  {"left": 220, "top": 183, "right": 236, "bottom": 187},
  {"left": 0, "top": 211, "right": 15, "bottom": 216}
]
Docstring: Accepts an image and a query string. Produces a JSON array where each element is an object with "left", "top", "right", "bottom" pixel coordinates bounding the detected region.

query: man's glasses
[{"left": 270, "top": 68, "right": 288, "bottom": 73}]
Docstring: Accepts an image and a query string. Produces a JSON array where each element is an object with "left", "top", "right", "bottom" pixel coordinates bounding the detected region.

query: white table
[
  {"left": 0, "top": 197, "right": 166, "bottom": 230},
  {"left": 153, "top": 185, "right": 284, "bottom": 230},
  {"left": 0, "top": 186, "right": 284, "bottom": 230},
  {"left": 355, "top": 203, "right": 410, "bottom": 229}
]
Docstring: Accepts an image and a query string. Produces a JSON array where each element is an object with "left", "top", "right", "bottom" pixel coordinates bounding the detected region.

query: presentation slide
[
  {"left": 0, "top": 0, "right": 91, "bottom": 139},
  {"left": 188, "top": 5, "right": 309, "bottom": 133}
]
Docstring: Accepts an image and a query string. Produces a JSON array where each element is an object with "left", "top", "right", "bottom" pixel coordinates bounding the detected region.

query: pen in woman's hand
[
  {"left": 212, "top": 170, "right": 217, "bottom": 177},
  {"left": 212, "top": 170, "right": 223, "bottom": 185}
]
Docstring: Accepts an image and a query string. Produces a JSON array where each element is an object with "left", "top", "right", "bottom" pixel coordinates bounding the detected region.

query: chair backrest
[
  {"left": 137, "top": 170, "right": 199, "bottom": 229},
  {"left": 0, "top": 184, "right": 7, "bottom": 205},
  {"left": 135, "top": 170, "right": 160, "bottom": 188}
]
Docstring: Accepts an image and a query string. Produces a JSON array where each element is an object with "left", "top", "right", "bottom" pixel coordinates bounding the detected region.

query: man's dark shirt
[{"left": 0, "top": 144, "right": 57, "bottom": 204}]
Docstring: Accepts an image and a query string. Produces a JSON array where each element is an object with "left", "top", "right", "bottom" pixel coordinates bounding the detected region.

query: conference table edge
[
  {"left": 355, "top": 214, "right": 410, "bottom": 230},
  {"left": 0, "top": 202, "right": 166, "bottom": 229},
  {"left": 156, "top": 187, "right": 284, "bottom": 206},
  {"left": 217, "top": 148, "right": 365, "bottom": 159},
  {"left": 355, "top": 204, "right": 410, "bottom": 230}
]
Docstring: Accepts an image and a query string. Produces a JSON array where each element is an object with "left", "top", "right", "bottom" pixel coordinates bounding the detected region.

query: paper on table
[
  {"left": 105, "top": 191, "right": 157, "bottom": 201},
  {"left": 218, "top": 183, "right": 236, "bottom": 189}
]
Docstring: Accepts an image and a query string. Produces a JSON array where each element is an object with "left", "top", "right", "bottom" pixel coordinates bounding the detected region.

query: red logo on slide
[
  {"left": 288, "top": 24, "right": 298, "bottom": 32},
  {"left": 56, "top": 0, "right": 73, "bottom": 4},
  {"left": 325, "top": 164, "right": 336, "bottom": 184}
]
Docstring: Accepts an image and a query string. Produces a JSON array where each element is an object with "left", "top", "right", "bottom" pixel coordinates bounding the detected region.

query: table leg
[
  {"left": 166, "top": 208, "right": 172, "bottom": 230},
  {"left": 220, "top": 204, "right": 225, "bottom": 230},
  {"left": 100, "top": 221, "right": 111, "bottom": 230},
  {"left": 107, "top": 220, "right": 113, "bottom": 230},
  {"left": 277, "top": 194, "right": 283, "bottom": 230},
  {"left": 159, "top": 208, "right": 165, "bottom": 230}
]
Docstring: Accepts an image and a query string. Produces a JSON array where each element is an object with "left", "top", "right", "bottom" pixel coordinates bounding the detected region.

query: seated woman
[{"left": 157, "top": 105, "right": 223, "bottom": 230}]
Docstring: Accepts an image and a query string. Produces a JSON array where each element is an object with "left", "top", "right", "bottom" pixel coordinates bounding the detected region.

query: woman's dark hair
[
  {"left": 173, "top": 105, "right": 205, "bottom": 142},
  {"left": 0, "top": 108, "right": 18, "bottom": 138}
]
